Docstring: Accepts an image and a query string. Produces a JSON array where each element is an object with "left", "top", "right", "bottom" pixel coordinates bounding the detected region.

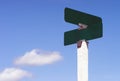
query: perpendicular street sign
[
  {"left": 64, "top": 24, "right": 102, "bottom": 45},
  {"left": 64, "top": 8, "right": 103, "bottom": 46}
]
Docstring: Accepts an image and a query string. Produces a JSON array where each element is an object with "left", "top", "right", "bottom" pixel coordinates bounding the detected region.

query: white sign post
[{"left": 77, "top": 40, "right": 88, "bottom": 81}]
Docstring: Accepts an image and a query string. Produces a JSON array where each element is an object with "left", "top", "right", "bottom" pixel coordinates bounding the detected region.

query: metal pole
[{"left": 77, "top": 40, "right": 88, "bottom": 81}]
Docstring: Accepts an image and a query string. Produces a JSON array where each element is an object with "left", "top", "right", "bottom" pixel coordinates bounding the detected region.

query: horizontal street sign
[
  {"left": 64, "top": 7, "right": 102, "bottom": 25},
  {"left": 64, "top": 24, "right": 102, "bottom": 45}
]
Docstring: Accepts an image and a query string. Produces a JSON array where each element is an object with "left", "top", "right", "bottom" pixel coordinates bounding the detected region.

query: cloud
[
  {"left": 14, "top": 49, "right": 62, "bottom": 66},
  {"left": 0, "top": 67, "right": 32, "bottom": 81}
]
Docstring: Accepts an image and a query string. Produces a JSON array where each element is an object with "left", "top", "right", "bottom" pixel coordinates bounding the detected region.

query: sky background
[{"left": 0, "top": 0, "right": 120, "bottom": 81}]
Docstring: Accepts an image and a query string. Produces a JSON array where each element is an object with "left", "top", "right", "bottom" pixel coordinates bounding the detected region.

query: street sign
[
  {"left": 64, "top": 8, "right": 103, "bottom": 81},
  {"left": 64, "top": 8, "right": 103, "bottom": 46},
  {"left": 65, "top": 7, "right": 102, "bottom": 25},
  {"left": 64, "top": 24, "right": 102, "bottom": 45}
]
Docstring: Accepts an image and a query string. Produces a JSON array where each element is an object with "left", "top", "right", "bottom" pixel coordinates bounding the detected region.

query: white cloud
[
  {"left": 0, "top": 68, "right": 32, "bottom": 81},
  {"left": 14, "top": 49, "right": 62, "bottom": 66}
]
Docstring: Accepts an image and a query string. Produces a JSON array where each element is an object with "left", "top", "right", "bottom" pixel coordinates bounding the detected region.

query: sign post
[
  {"left": 77, "top": 40, "right": 88, "bottom": 81},
  {"left": 64, "top": 7, "right": 103, "bottom": 81}
]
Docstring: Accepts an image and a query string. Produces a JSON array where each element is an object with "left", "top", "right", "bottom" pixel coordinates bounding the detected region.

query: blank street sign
[
  {"left": 64, "top": 7, "right": 102, "bottom": 25},
  {"left": 64, "top": 24, "right": 102, "bottom": 45},
  {"left": 64, "top": 8, "right": 103, "bottom": 46}
]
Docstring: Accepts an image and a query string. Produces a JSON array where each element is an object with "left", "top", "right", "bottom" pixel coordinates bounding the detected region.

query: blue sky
[{"left": 0, "top": 0, "right": 120, "bottom": 81}]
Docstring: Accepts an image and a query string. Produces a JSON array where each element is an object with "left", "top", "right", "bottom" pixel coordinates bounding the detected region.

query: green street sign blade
[
  {"left": 65, "top": 7, "right": 102, "bottom": 25},
  {"left": 64, "top": 27, "right": 102, "bottom": 46}
]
